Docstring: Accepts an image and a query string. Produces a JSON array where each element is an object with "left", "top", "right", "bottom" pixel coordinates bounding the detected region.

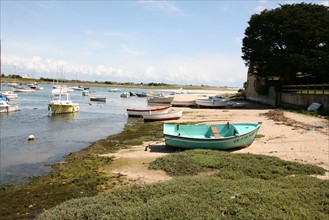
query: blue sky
[{"left": 1, "top": 0, "right": 327, "bottom": 87}]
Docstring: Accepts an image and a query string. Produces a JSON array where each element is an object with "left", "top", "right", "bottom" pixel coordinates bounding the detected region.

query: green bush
[{"left": 37, "top": 150, "right": 329, "bottom": 220}]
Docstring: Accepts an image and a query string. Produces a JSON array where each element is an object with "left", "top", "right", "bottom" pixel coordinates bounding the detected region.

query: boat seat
[{"left": 211, "top": 126, "right": 221, "bottom": 138}]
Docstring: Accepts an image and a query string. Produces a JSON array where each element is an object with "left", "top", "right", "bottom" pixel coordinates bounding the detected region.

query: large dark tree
[{"left": 242, "top": 3, "right": 329, "bottom": 84}]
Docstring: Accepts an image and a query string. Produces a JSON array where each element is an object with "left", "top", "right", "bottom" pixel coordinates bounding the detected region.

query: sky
[{"left": 1, "top": 0, "right": 328, "bottom": 87}]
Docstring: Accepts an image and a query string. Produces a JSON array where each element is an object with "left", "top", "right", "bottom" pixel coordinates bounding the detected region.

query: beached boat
[
  {"left": 163, "top": 122, "right": 262, "bottom": 150},
  {"left": 227, "top": 101, "right": 247, "bottom": 108},
  {"left": 48, "top": 92, "right": 80, "bottom": 114},
  {"left": 148, "top": 94, "right": 174, "bottom": 104},
  {"left": 196, "top": 97, "right": 228, "bottom": 108},
  {"left": 127, "top": 106, "right": 171, "bottom": 117},
  {"left": 90, "top": 96, "right": 106, "bottom": 102},
  {"left": 171, "top": 100, "right": 196, "bottom": 107},
  {"left": 143, "top": 109, "right": 183, "bottom": 122}
]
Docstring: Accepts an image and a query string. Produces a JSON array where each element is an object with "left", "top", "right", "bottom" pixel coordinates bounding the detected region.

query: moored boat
[
  {"left": 0, "top": 95, "right": 19, "bottom": 113},
  {"left": 120, "top": 92, "right": 130, "bottom": 98},
  {"left": 0, "top": 90, "right": 18, "bottom": 100},
  {"left": 127, "top": 106, "right": 171, "bottom": 117},
  {"left": 163, "top": 122, "right": 262, "bottom": 150},
  {"left": 48, "top": 92, "right": 80, "bottom": 114},
  {"left": 143, "top": 109, "right": 183, "bottom": 122},
  {"left": 13, "top": 87, "right": 35, "bottom": 93},
  {"left": 90, "top": 96, "right": 106, "bottom": 102}
]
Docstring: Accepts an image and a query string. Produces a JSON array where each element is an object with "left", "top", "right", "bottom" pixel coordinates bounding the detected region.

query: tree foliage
[{"left": 242, "top": 3, "right": 329, "bottom": 84}]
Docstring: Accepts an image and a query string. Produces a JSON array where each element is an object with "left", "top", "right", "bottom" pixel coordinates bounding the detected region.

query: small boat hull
[
  {"left": 127, "top": 106, "right": 171, "bottom": 117},
  {"left": 0, "top": 103, "right": 19, "bottom": 113},
  {"left": 143, "top": 110, "right": 183, "bottom": 122},
  {"left": 48, "top": 104, "right": 80, "bottom": 114},
  {"left": 164, "top": 122, "right": 262, "bottom": 150},
  {"left": 148, "top": 96, "right": 174, "bottom": 104},
  {"left": 48, "top": 92, "right": 80, "bottom": 114},
  {"left": 90, "top": 97, "right": 106, "bottom": 102},
  {"left": 171, "top": 100, "right": 196, "bottom": 107},
  {"left": 196, "top": 99, "right": 228, "bottom": 108}
]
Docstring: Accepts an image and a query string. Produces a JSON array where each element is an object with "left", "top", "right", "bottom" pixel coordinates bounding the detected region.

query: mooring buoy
[{"left": 28, "top": 135, "right": 35, "bottom": 141}]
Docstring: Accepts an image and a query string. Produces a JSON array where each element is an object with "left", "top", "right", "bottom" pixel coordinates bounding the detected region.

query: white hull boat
[
  {"left": 1, "top": 91, "right": 18, "bottom": 100},
  {"left": 120, "top": 92, "right": 130, "bottom": 98},
  {"left": 148, "top": 94, "right": 174, "bottom": 104},
  {"left": 143, "top": 109, "right": 183, "bottom": 122},
  {"left": 13, "top": 87, "right": 35, "bottom": 93},
  {"left": 171, "top": 100, "right": 196, "bottom": 107},
  {"left": 0, "top": 100, "right": 19, "bottom": 113},
  {"left": 196, "top": 97, "right": 228, "bottom": 108},
  {"left": 127, "top": 106, "right": 171, "bottom": 117}
]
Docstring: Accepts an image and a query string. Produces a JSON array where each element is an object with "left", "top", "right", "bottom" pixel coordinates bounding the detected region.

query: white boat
[
  {"left": 147, "top": 93, "right": 174, "bottom": 103},
  {"left": 0, "top": 90, "right": 18, "bottom": 100},
  {"left": 52, "top": 85, "right": 74, "bottom": 94},
  {"left": 70, "top": 86, "right": 85, "bottom": 91},
  {"left": 48, "top": 92, "right": 79, "bottom": 114},
  {"left": 13, "top": 87, "right": 35, "bottom": 93},
  {"left": 171, "top": 100, "right": 196, "bottom": 107},
  {"left": 196, "top": 97, "right": 228, "bottom": 108},
  {"left": 28, "top": 83, "right": 44, "bottom": 90},
  {"left": 126, "top": 106, "right": 171, "bottom": 117},
  {"left": 108, "top": 88, "right": 120, "bottom": 92},
  {"left": 82, "top": 90, "right": 90, "bottom": 96},
  {"left": 7, "top": 82, "right": 18, "bottom": 87},
  {"left": 120, "top": 92, "right": 130, "bottom": 98},
  {"left": 0, "top": 100, "right": 19, "bottom": 113},
  {"left": 143, "top": 109, "right": 183, "bottom": 122},
  {"left": 170, "top": 88, "right": 187, "bottom": 95}
]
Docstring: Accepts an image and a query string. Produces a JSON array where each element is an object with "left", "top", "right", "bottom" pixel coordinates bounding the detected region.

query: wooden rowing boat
[
  {"left": 143, "top": 110, "right": 183, "bottom": 122},
  {"left": 163, "top": 122, "right": 262, "bottom": 150},
  {"left": 126, "top": 106, "right": 171, "bottom": 117}
]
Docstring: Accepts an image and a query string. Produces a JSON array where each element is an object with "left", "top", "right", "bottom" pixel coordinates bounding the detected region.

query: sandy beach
[{"left": 103, "top": 91, "right": 329, "bottom": 184}]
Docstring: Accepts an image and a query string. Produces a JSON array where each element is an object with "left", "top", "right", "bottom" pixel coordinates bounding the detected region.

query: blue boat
[{"left": 163, "top": 122, "right": 262, "bottom": 150}]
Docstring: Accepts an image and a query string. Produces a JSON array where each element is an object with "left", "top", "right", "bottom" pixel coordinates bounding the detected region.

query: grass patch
[
  {"left": 37, "top": 150, "right": 329, "bottom": 219},
  {"left": 149, "top": 149, "right": 325, "bottom": 179},
  {"left": 0, "top": 122, "right": 163, "bottom": 220}
]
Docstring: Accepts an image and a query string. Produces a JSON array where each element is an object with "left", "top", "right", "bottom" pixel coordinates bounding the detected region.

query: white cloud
[{"left": 1, "top": 53, "right": 247, "bottom": 87}]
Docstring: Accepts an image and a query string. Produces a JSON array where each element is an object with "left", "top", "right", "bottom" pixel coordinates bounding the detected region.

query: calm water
[{"left": 0, "top": 84, "right": 152, "bottom": 185}]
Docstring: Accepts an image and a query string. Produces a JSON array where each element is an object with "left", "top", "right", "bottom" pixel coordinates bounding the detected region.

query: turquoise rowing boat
[{"left": 163, "top": 122, "right": 262, "bottom": 150}]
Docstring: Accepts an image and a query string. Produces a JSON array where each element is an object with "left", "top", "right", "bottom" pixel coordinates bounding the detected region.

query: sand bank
[{"left": 103, "top": 92, "right": 329, "bottom": 183}]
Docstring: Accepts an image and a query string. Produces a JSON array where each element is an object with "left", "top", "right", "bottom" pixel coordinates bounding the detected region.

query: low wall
[
  {"left": 281, "top": 93, "right": 329, "bottom": 110},
  {"left": 246, "top": 86, "right": 277, "bottom": 107}
]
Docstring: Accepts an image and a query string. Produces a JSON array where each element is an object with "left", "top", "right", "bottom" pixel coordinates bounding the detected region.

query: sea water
[{"left": 0, "top": 84, "right": 152, "bottom": 185}]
